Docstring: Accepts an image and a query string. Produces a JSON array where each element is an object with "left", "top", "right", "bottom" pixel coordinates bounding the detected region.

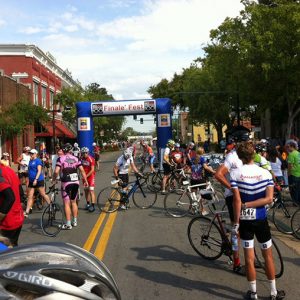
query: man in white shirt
[{"left": 161, "top": 139, "right": 175, "bottom": 194}]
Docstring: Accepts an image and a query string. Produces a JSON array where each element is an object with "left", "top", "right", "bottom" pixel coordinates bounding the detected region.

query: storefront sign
[{"left": 91, "top": 100, "right": 156, "bottom": 116}]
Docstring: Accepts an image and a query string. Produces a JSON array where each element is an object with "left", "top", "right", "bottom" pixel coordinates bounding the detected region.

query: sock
[
  {"left": 86, "top": 201, "right": 90, "bottom": 205},
  {"left": 91, "top": 203, "right": 94, "bottom": 207},
  {"left": 66, "top": 220, "right": 71, "bottom": 226},
  {"left": 249, "top": 280, "right": 256, "bottom": 293},
  {"left": 234, "top": 257, "right": 240, "bottom": 267},
  {"left": 73, "top": 217, "right": 77, "bottom": 223},
  {"left": 269, "top": 279, "right": 277, "bottom": 296}
]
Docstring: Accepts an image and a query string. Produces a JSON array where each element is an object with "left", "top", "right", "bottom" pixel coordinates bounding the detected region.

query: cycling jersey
[
  {"left": 72, "top": 147, "right": 81, "bottom": 158},
  {"left": 254, "top": 153, "right": 272, "bottom": 171},
  {"left": 116, "top": 155, "right": 133, "bottom": 175},
  {"left": 163, "top": 147, "right": 171, "bottom": 163},
  {"left": 56, "top": 154, "right": 81, "bottom": 183},
  {"left": 191, "top": 157, "right": 206, "bottom": 180},
  {"left": 19, "top": 153, "right": 30, "bottom": 172},
  {"left": 0, "top": 165, "right": 24, "bottom": 231},
  {"left": 170, "top": 150, "right": 185, "bottom": 164},
  {"left": 81, "top": 155, "right": 95, "bottom": 177},
  {"left": 223, "top": 150, "right": 243, "bottom": 197},
  {"left": 230, "top": 164, "right": 274, "bottom": 220},
  {"left": 186, "top": 148, "right": 196, "bottom": 164}
]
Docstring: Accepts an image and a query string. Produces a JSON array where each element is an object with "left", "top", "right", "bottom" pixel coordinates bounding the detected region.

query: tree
[{"left": 0, "top": 100, "right": 49, "bottom": 137}]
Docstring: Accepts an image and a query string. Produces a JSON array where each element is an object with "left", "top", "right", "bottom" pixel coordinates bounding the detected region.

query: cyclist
[
  {"left": 113, "top": 149, "right": 141, "bottom": 210},
  {"left": 215, "top": 132, "right": 250, "bottom": 274},
  {"left": 52, "top": 143, "right": 88, "bottom": 229},
  {"left": 73, "top": 142, "right": 81, "bottom": 158},
  {"left": 0, "top": 152, "right": 10, "bottom": 167},
  {"left": 231, "top": 141, "right": 285, "bottom": 300},
  {"left": 186, "top": 142, "right": 196, "bottom": 167},
  {"left": 17, "top": 146, "right": 31, "bottom": 195},
  {"left": 254, "top": 144, "right": 272, "bottom": 172},
  {"left": 81, "top": 147, "right": 96, "bottom": 212},
  {"left": 0, "top": 164, "right": 24, "bottom": 247},
  {"left": 170, "top": 143, "right": 186, "bottom": 169},
  {"left": 161, "top": 139, "right": 175, "bottom": 194},
  {"left": 141, "top": 140, "right": 156, "bottom": 173},
  {"left": 190, "top": 147, "right": 216, "bottom": 215},
  {"left": 93, "top": 142, "right": 101, "bottom": 171},
  {"left": 24, "top": 149, "right": 50, "bottom": 218}
]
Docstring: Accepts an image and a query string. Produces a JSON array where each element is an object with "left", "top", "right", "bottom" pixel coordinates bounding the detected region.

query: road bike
[
  {"left": 187, "top": 211, "right": 284, "bottom": 278},
  {"left": 40, "top": 185, "right": 64, "bottom": 237},
  {"left": 291, "top": 207, "right": 300, "bottom": 239},
  {"left": 271, "top": 184, "right": 299, "bottom": 234},
  {"left": 164, "top": 180, "right": 226, "bottom": 218},
  {"left": 97, "top": 173, "right": 157, "bottom": 213}
]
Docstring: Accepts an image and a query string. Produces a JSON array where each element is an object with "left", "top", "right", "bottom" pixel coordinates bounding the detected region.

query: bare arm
[
  {"left": 242, "top": 186, "right": 274, "bottom": 208},
  {"left": 78, "top": 166, "right": 88, "bottom": 184},
  {"left": 232, "top": 188, "right": 242, "bottom": 224},
  {"left": 203, "top": 163, "right": 215, "bottom": 175},
  {"left": 130, "top": 161, "right": 140, "bottom": 174},
  {"left": 113, "top": 165, "right": 119, "bottom": 178},
  {"left": 215, "top": 164, "right": 230, "bottom": 189}
]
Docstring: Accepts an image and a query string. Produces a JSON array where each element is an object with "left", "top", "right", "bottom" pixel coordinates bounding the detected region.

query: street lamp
[{"left": 51, "top": 109, "right": 60, "bottom": 154}]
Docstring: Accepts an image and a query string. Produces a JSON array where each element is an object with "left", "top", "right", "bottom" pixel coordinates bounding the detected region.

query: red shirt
[
  {"left": 0, "top": 165, "right": 24, "bottom": 230},
  {"left": 81, "top": 155, "right": 95, "bottom": 177},
  {"left": 171, "top": 150, "right": 185, "bottom": 164}
]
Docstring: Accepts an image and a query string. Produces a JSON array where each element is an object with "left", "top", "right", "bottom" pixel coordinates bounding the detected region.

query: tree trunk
[
  {"left": 213, "top": 122, "right": 224, "bottom": 144},
  {"left": 285, "top": 99, "right": 300, "bottom": 140}
]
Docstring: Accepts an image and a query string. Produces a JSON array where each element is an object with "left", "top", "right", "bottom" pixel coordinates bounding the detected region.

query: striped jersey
[{"left": 230, "top": 164, "right": 273, "bottom": 220}]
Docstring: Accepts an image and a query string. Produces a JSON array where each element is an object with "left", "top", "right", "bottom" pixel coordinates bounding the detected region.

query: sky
[{"left": 0, "top": 0, "right": 243, "bottom": 132}]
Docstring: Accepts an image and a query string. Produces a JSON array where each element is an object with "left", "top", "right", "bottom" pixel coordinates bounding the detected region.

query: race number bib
[
  {"left": 240, "top": 208, "right": 256, "bottom": 220},
  {"left": 69, "top": 173, "right": 78, "bottom": 181}
]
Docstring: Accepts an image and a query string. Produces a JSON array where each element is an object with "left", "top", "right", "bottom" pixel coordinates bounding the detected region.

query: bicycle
[
  {"left": 40, "top": 184, "right": 64, "bottom": 237},
  {"left": 271, "top": 184, "right": 299, "bottom": 234},
  {"left": 291, "top": 207, "right": 300, "bottom": 239},
  {"left": 187, "top": 211, "right": 284, "bottom": 278},
  {"left": 164, "top": 180, "right": 226, "bottom": 218},
  {"left": 97, "top": 173, "right": 157, "bottom": 213}
]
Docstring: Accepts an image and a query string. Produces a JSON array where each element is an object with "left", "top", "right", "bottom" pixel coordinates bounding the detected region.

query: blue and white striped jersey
[{"left": 230, "top": 164, "right": 274, "bottom": 220}]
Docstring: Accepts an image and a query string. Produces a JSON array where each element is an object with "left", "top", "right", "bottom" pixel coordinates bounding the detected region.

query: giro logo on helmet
[{"left": 2, "top": 271, "right": 52, "bottom": 287}]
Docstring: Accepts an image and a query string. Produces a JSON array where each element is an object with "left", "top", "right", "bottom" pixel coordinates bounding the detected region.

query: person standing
[
  {"left": 0, "top": 153, "right": 11, "bottom": 167},
  {"left": 24, "top": 149, "right": 50, "bottom": 217},
  {"left": 80, "top": 147, "right": 96, "bottom": 212},
  {"left": 72, "top": 142, "right": 81, "bottom": 159},
  {"left": 92, "top": 142, "right": 101, "bottom": 171},
  {"left": 53, "top": 143, "right": 88, "bottom": 229},
  {"left": 286, "top": 139, "right": 300, "bottom": 204},
  {"left": 17, "top": 146, "right": 31, "bottom": 196},
  {"left": 0, "top": 164, "right": 24, "bottom": 246},
  {"left": 231, "top": 141, "right": 285, "bottom": 300},
  {"left": 161, "top": 139, "right": 175, "bottom": 195}
]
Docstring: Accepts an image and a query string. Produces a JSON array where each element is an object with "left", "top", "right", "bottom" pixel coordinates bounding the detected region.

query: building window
[
  {"left": 42, "top": 86, "right": 46, "bottom": 108},
  {"left": 33, "top": 82, "right": 39, "bottom": 105},
  {"left": 50, "top": 91, "right": 54, "bottom": 110}
]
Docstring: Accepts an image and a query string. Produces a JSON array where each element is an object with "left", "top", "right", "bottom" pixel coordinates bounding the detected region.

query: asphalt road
[{"left": 19, "top": 150, "right": 300, "bottom": 300}]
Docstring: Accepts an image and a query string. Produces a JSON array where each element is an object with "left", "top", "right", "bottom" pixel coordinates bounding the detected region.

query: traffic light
[
  {"left": 140, "top": 118, "right": 143, "bottom": 124},
  {"left": 133, "top": 115, "right": 137, "bottom": 120}
]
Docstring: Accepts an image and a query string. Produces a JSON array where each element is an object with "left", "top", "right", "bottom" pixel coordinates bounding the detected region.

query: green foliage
[{"left": 0, "top": 100, "right": 49, "bottom": 137}]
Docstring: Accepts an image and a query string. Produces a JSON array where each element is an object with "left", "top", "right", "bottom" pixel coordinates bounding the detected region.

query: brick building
[{"left": 0, "top": 44, "right": 79, "bottom": 160}]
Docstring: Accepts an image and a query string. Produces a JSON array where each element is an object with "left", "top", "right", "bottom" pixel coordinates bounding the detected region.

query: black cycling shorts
[
  {"left": 18, "top": 172, "right": 28, "bottom": 179},
  {"left": 163, "top": 163, "right": 172, "bottom": 175},
  {"left": 118, "top": 174, "right": 129, "bottom": 187},
  {"left": 225, "top": 196, "right": 234, "bottom": 222},
  {"left": 239, "top": 219, "right": 271, "bottom": 244},
  {"left": 64, "top": 184, "right": 79, "bottom": 201},
  {"left": 28, "top": 180, "right": 45, "bottom": 188}
]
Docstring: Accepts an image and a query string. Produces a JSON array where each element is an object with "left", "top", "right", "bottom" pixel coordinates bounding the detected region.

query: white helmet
[
  {"left": 74, "top": 142, "right": 78, "bottom": 147},
  {"left": 92, "top": 142, "right": 97, "bottom": 146}
]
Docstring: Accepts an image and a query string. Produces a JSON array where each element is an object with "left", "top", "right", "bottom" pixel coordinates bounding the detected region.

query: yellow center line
[
  {"left": 83, "top": 211, "right": 108, "bottom": 251},
  {"left": 93, "top": 211, "right": 118, "bottom": 260}
]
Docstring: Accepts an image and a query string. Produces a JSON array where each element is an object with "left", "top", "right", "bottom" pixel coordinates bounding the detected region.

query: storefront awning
[{"left": 35, "top": 121, "right": 76, "bottom": 139}]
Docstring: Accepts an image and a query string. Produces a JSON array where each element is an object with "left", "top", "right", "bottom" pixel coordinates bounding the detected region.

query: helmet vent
[{"left": 42, "top": 269, "right": 85, "bottom": 287}]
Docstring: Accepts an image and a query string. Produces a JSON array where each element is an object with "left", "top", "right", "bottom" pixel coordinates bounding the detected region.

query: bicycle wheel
[
  {"left": 132, "top": 182, "right": 157, "bottom": 209},
  {"left": 272, "top": 200, "right": 299, "bottom": 234},
  {"left": 41, "top": 202, "right": 63, "bottom": 237},
  {"left": 254, "top": 238, "right": 284, "bottom": 278},
  {"left": 151, "top": 172, "right": 163, "bottom": 192},
  {"left": 291, "top": 208, "right": 300, "bottom": 239},
  {"left": 164, "top": 190, "right": 191, "bottom": 217},
  {"left": 207, "top": 189, "right": 227, "bottom": 214},
  {"left": 188, "top": 216, "right": 224, "bottom": 260},
  {"left": 97, "top": 186, "right": 122, "bottom": 213}
]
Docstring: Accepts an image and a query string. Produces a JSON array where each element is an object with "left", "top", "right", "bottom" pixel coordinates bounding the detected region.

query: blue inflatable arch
[{"left": 76, "top": 98, "right": 172, "bottom": 164}]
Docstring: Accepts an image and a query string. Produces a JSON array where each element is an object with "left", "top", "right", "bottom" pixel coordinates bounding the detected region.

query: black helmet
[
  {"left": 62, "top": 143, "right": 73, "bottom": 153},
  {"left": 255, "top": 144, "right": 267, "bottom": 153},
  {"left": 231, "top": 130, "right": 251, "bottom": 143},
  {"left": 0, "top": 242, "right": 121, "bottom": 299}
]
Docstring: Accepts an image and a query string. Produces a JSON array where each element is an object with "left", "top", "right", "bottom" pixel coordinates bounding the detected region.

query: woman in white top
[
  {"left": 268, "top": 147, "right": 284, "bottom": 184},
  {"left": 17, "top": 146, "right": 31, "bottom": 194}
]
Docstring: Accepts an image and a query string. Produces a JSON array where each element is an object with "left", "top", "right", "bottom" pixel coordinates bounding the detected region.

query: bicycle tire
[
  {"left": 291, "top": 208, "right": 300, "bottom": 239},
  {"left": 188, "top": 216, "right": 223, "bottom": 260},
  {"left": 206, "top": 188, "right": 227, "bottom": 215},
  {"left": 254, "top": 238, "right": 284, "bottom": 278},
  {"left": 167, "top": 174, "right": 183, "bottom": 192},
  {"left": 41, "top": 202, "right": 63, "bottom": 237},
  {"left": 164, "top": 190, "right": 191, "bottom": 217},
  {"left": 132, "top": 182, "right": 157, "bottom": 209},
  {"left": 272, "top": 200, "right": 299, "bottom": 234},
  {"left": 97, "top": 186, "right": 122, "bottom": 213},
  {"left": 151, "top": 172, "right": 163, "bottom": 192}
]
